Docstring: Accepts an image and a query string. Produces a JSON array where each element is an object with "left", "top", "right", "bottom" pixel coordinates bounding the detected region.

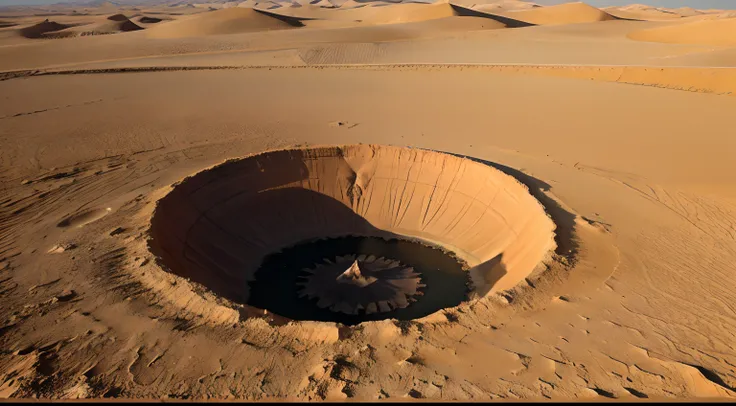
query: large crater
[{"left": 148, "top": 145, "right": 556, "bottom": 322}]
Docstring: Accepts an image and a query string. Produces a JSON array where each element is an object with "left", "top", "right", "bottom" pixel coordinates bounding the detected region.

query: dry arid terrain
[{"left": 1, "top": 0, "right": 736, "bottom": 401}]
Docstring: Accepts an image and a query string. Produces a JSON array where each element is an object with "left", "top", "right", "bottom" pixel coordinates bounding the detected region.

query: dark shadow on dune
[
  {"left": 439, "top": 150, "right": 578, "bottom": 260},
  {"left": 145, "top": 11, "right": 182, "bottom": 16},
  {"left": 107, "top": 14, "right": 129, "bottom": 22},
  {"left": 117, "top": 20, "right": 144, "bottom": 32},
  {"left": 138, "top": 16, "right": 163, "bottom": 24},
  {"left": 449, "top": 4, "right": 535, "bottom": 28},
  {"left": 0, "top": 21, "right": 18, "bottom": 29},
  {"left": 19, "top": 19, "right": 74, "bottom": 38},
  {"left": 32, "top": 13, "right": 68, "bottom": 17},
  {"left": 610, "top": 16, "right": 646, "bottom": 22},
  {"left": 254, "top": 8, "right": 308, "bottom": 26}
]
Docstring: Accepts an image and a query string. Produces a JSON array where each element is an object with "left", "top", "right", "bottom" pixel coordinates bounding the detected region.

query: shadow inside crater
[
  {"left": 438, "top": 150, "right": 579, "bottom": 260},
  {"left": 149, "top": 145, "right": 559, "bottom": 324},
  {"left": 249, "top": 235, "right": 470, "bottom": 325}
]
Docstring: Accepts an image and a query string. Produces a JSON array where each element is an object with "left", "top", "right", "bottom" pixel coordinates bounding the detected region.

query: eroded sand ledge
[{"left": 148, "top": 145, "right": 556, "bottom": 315}]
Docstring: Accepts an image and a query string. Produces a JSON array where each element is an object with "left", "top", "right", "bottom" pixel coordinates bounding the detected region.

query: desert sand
[{"left": 1, "top": 0, "right": 736, "bottom": 401}]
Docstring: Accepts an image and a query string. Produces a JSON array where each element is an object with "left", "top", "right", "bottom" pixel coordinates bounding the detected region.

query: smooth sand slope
[
  {"left": 1, "top": 67, "right": 735, "bottom": 401},
  {"left": 603, "top": 4, "right": 684, "bottom": 21},
  {"left": 145, "top": 7, "right": 303, "bottom": 38},
  {"left": 628, "top": 17, "right": 736, "bottom": 46},
  {"left": 497, "top": 2, "right": 617, "bottom": 25}
]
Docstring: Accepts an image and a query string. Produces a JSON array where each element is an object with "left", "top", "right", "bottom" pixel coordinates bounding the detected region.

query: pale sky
[{"left": 0, "top": 0, "right": 735, "bottom": 8}]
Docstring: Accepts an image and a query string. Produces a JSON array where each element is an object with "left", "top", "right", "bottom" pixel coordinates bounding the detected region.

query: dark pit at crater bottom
[{"left": 248, "top": 236, "right": 470, "bottom": 325}]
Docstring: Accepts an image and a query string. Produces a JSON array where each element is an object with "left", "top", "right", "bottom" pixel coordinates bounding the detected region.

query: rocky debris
[
  {"left": 133, "top": 257, "right": 149, "bottom": 267},
  {"left": 55, "top": 290, "right": 76, "bottom": 302},
  {"left": 47, "top": 243, "right": 76, "bottom": 254}
]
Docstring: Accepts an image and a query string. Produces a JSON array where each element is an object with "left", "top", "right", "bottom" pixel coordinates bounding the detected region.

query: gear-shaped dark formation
[{"left": 297, "top": 254, "right": 425, "bottom": 315}]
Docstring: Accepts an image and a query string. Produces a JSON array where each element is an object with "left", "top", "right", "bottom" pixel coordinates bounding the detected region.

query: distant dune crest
[
  {"left": 490, "top": 2, "right": 616, "bottom": 25},
  {"left": 628, "top": 17, "right": 736, "bottom": 46},
  {"left": 144, "top": 7, "right": 302, "bottom": 38}
]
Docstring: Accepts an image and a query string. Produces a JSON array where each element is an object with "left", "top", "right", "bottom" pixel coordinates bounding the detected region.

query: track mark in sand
[
  {"left": 0, "top": 99, "right": 104, "bottom": 120},
  {"left": 623, "top": 387, "right": 648, "bottom": 398},
  {"left": 581, "top": 216, "right": 612, "bottom": 233},
  {"left": 588, "top": 387, "right": 616, "bottom": 398},
  {"left": 574, "top": 163, "right": 736, "bottom": 241},
  {"left": 57, "top": 207, "right": 112, "bottom": 228},
  {"left": 328, "top": 121, "right": 359, "bottom": 129}
]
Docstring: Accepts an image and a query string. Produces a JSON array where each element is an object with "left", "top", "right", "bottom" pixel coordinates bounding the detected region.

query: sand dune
[
  {"left": 311, "top": 0, "right": 338, "bottom": 7},
  {"left": 629, "top": 17, "right": 736, "bottom": 46},
  {"left": 145, "top": 7, "right": 303, "bottom": 38},
  {"left": 17, "top": 19, "right": 76, "bottom": 39},
  {"left": 672, "top": 6, "right": 703, "bottom": 17},
  {"left": 603, "top": 4, "right": 683, "bottom": 21},
  {"left": 472, "top": 1, "right": 540, "bottom": 14},
  {"left": 15, "top": 14, "right": 144, "bottom": 40},
  {"left": 239, "top": 0, "right": 284, "bottom": 9},
  {"left": 138, "top": 16, "right": 165, "bottom": 24},
  {"left": 271, "top": 2, "right": 530, "bottom": 27},
  {"left": 45, "top": 14, "right": 144, "bottom": 38},
  {"left": 453, "top": 0, "right": 539, "bottom": 10},
  {"left": 339, "top": 0, "right": 372, "bottom": 8},
  {"left": 498, "top": 2, "right": 617, "bottom": 25}
]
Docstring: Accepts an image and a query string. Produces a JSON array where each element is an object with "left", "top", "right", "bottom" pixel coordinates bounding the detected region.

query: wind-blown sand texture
[{"left": 1, "top": 0, "right": 736, "bottom": 402}]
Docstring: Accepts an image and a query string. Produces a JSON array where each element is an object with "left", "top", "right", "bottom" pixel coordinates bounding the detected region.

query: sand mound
[
  {"left": 500, "top": 2, "right": 617, "bottom": 25},
  {"left": 138, "top": 16, "right": 164, "bottom": 24},
  {"left": 145, "top": 7, "right": 303, "bottom": 38},
  {"left": 148, "top": 145, "right": 556, "bottom": 313},
  {"left": 603, "top": 5, "right": 682, "bottom": 21},
  {"left": 672, "top": 6, "right": 703, "bottom": 17},
  {"left": 48, "top": 15, "right": 143, "bottom": 38},
  {"left": 628, "top": 17, "right": 736, "bottom": 46},
  {"left": 107, "top": 13, "right": 130, "bottom": 22},
  {"left": 18, "top": 19, "right": 74, "bottom": 39},
  {"left": 337, "top": 3, "right": 461, "bottom": 24},
  {"left": 283, "top": 2, "right": 530, "bottom": 27}
]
